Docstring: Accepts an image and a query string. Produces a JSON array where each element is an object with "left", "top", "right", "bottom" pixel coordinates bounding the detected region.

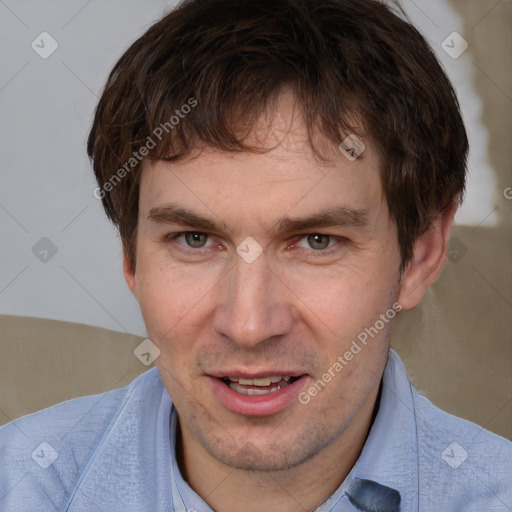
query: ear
[
  {"left": 398, "top": 203, "right": 456, "bottom": 310},
  {"left": 123, "top": 249, "right": 138, "bottom": 297}
]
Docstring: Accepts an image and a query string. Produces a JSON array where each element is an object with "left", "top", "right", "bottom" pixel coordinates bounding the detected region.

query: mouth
[
  {"left": 208, "top": 373, "right": 309, "bottom": 416},
  {"left": 221, "top": 375, "right": 301, "bottom": 395}
]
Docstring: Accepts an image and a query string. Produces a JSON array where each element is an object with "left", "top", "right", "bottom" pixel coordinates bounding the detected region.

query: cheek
[
  {"left": 134, "top": 256, "right": 220, "bottom": 345},
  {"left": 283, "top": 261, "right": 395, "bottom": 334}
]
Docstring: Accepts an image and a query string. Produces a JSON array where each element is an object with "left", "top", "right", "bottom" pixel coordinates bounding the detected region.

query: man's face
[{"left": 128, "top": 94, "right": 403, "bottom": 472}]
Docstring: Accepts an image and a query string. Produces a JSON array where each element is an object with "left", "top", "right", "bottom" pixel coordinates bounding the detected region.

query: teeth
[
  {"left": 223, "top": 375, "right": 299, "bottom": 395},
  {"left": 228, "top": 383, "right": 283, "bottom": 395},
  {"left": 245, "top": 386, "right": 281, "bottom": 396},
  {"left": 236, "top": 376, "right": 288, "bottom": 386}
]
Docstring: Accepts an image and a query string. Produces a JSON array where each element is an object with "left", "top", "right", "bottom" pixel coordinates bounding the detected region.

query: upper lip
[{"left": 208, "top": 370, "right": 306, "bottom": 379}]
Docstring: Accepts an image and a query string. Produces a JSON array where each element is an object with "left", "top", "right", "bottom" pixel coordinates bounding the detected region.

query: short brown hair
[{"left": 87, "top": 0, "right": 468, "bottom": 272}]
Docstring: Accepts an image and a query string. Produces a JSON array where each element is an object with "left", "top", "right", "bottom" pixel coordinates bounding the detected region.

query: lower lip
[{"left": 208, "top": 376, "right": 309, "bottom": 416}]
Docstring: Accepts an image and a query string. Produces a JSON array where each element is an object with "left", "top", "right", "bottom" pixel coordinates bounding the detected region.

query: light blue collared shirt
[{"left": 1, "top": 350, "right": 511, "bottom": 511}]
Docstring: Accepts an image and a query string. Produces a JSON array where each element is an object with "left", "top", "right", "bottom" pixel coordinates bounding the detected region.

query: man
[{"left": 1, "top": 0, "right": 511, "bottom": 510}]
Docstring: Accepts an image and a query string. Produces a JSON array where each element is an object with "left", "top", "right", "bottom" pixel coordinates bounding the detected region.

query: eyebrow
[
  {"left": 147, "top": 203, "right": 370, "bottom": 234},
  {"left": 148, "top": 203, "right": 226, "bottom": 232},
  {"left": 273, "top": 207, "right": 370, "bottom": 233}
]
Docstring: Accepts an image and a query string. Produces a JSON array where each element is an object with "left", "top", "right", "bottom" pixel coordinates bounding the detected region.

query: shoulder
[
  {"left": 413, "top": 388, "right": 512, "bottom": 510},
  {"left": 0, "top": 368, "right": 162, "bottom": 512}
]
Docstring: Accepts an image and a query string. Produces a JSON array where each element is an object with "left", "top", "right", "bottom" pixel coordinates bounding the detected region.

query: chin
[{"left": 199, "top": 421, "right": 336, "bottom": 472}]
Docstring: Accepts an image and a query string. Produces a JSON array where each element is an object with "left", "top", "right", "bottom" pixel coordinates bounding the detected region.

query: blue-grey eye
[
  {"left": 307, "top": 234, "right": 331, "bottom": 250},
  {"left": 184, "top": 232, "right": 208, "bottom": 248}
]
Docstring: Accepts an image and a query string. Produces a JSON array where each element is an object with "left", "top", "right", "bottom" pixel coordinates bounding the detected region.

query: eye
[
  {"left": 172, "top": 232, "right": 214, "bottom": 249},
  {"left": 296, "top": 234, "right": 338, "bottom": 251}
]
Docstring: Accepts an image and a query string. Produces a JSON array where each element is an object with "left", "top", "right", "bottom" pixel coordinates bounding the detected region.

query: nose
[{"left": 213, "top": 253, "right": 295, "bottom": 348}]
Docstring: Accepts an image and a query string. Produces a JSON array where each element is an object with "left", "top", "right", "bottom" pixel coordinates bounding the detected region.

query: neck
[{"left": 176, "top": 385, "right": 381, "bottom": 512}]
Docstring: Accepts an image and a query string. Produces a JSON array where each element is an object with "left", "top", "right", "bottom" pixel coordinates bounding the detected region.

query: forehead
[{"left": 139, "top": 92, "right": 385, "bottom": 224}]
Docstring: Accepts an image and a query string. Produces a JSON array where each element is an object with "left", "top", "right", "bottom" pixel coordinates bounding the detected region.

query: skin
[{"left": 124, "top": 92, "right": 454, "bottom": 511}]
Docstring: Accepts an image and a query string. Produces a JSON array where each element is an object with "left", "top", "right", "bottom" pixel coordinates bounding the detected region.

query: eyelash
[{"left": 166, "top": 231, "right": 346, "bottom": 256}]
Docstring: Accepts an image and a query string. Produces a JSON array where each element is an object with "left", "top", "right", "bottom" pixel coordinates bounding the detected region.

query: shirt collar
[
  {"left": 342, "top": 349, "right": 419, "bottom": 512},
  {"left": 170, "top": 408, "right": 214, "bottom": 512},
  {"left": 169, "top": 349, "right": 418, "bottom": 512}
]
